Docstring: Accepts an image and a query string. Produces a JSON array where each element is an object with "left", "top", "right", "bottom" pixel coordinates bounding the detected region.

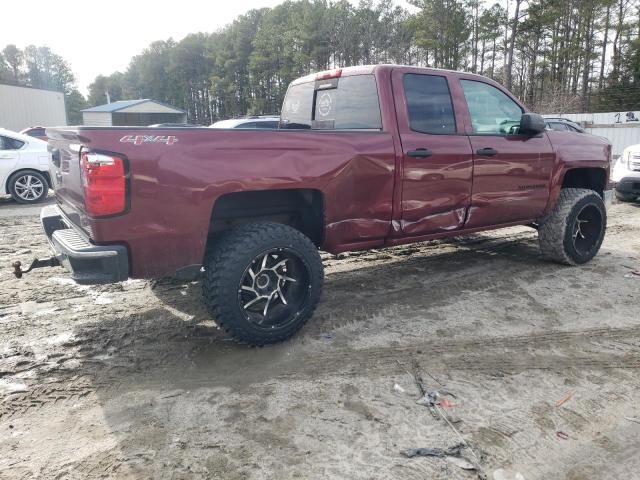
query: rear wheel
[
  {"left": 615, "top": 191, "right": 636, "bottom": 202},
  {"left": 202, "top": 222, "right": 323, "bottom": 345},
  {"left": 538, "top": 188, "right": 606, "bottom": 265},
  {"left": 9, "top": 170, "right": 48, "bottom": 204}
]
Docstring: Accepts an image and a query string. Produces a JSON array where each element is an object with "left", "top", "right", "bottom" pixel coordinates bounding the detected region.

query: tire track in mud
[
  {"left": 185, "top": 324, "right": 640, "bottom": 388},
  {"left": 3, "top": 324, "right": 640, "bottom": 421}
]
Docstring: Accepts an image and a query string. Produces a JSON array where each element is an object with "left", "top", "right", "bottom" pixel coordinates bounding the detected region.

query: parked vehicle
[
  {"left": 612, "top": 144, "right": 640, "bottom": 201},
  {"left": 0, "top": 128, "right": 50, "bottom": 204},
  {"left": 544, "top": 117, "right": 587, "bottom": 133},
  {"left": 20, "top": 126, "right": 48, "bottom": 141},
  {"left": 149, "top": 123, "right": 198, "bottom": 128},
  {"left": 28, "top": 65, "right": 612, "bottom": 345},
  {"left": 210, "top": 116, "right": 280, "bottom": 129}
]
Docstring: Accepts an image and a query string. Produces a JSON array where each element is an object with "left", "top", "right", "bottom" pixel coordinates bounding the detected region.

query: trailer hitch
[{"left": 12, "top": 257, "right": 61, "bottom": 279}]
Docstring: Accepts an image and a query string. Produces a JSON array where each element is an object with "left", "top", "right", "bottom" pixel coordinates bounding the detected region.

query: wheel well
[
  {"left": 207, "top": 189, "right": 324, "bottom": 251},
  {"left": 5, "top": 168, "right": 51, "bottom": 194},
  {"left": 561, "top": 168, "right": 606, "bottom": 196}
]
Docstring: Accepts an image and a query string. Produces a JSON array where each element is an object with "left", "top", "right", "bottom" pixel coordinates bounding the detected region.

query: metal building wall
[
  {"left": 586, "top": 124, "right": 640, "bottom": 158},
  {"left": 0, "top": 84, "right": 67, "bottom": 131},
  {"left": 545, "top": 111, "right": 640, "bottom": 158},
  {"left": 82, "top": 112, "right": 113, "bottom": 126}
]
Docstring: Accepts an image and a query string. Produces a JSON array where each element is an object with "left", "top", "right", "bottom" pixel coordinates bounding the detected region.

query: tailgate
[{"left": 46, "top": 128, "right": 90, "bottom": 234}]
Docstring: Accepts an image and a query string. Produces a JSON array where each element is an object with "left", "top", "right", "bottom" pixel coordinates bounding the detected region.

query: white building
[
  {"left": 546, "top": 111, "right": 640, "bottom": 158},
  {"left": 0, "top": 83, "right": 67, "bottom": 131}
]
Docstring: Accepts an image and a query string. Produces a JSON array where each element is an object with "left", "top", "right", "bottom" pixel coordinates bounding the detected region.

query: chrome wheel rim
[
  {"left": 572, "top": 204, "right": 602, "bottom": 256},
  {"left": 238, "top": 248, "right": 311, "bottom": 329},
  {"left": 14, "top": 175, "right": 44, "bottom": 201}
]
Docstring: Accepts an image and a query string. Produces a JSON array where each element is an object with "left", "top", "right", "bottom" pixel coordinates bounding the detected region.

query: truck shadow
[
  {"left": 65, "top": 232, "right": 550, "bottom": 384},
  {"left": 149, "top": 230, "right": 548, "bottom": 340}
]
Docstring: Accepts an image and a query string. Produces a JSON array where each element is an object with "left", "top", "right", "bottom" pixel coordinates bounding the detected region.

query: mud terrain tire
[
  {"left": 538, "top": 188, "right": 606, "bottom": 265},
  {"left": 203, "top": 222, "right": 323, "bottom": 345}
]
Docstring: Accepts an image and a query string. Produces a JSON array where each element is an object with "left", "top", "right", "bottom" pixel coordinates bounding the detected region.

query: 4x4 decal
[{"left": 120, "top": 135, "right": 178, "bottom": 146}]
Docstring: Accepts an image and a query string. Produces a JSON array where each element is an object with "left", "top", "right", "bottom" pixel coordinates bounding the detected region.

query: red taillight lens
[{"left": 80, "top": 152, "right": 127, "bottom": 217}]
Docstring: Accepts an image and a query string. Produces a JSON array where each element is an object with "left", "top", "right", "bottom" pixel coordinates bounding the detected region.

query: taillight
[
  {"left": 315, "top": 68, "right": 342, "bottom": 80},
  {"left": 80, "top": 151, "right": 127, "bottom": 217}
]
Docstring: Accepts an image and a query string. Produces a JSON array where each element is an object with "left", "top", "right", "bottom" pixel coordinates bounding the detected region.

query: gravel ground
[{"left": 0, "top": 195, "right": 639, "bottom": 480}]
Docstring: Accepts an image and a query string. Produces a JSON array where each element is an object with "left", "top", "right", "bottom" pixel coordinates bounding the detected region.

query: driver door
[{"left": 458, "top": 79, "right": 555, "bottom": 228}]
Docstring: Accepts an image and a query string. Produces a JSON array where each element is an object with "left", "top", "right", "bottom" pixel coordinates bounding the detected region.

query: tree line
[
  {"left": 3, "top": 0, "right": 640, "bottom": 126},
  {"left": 0, "top": 44, "right": 87, "bottom": 124}
]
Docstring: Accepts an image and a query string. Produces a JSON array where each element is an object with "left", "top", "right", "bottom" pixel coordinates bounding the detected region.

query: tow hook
[{"left": 12, "top": 257, "right": 61, "bottom": 279}]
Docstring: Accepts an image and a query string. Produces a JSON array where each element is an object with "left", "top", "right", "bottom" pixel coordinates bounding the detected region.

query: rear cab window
[{"left": 281, "top": 74, "right": 382, "bottom": 130}]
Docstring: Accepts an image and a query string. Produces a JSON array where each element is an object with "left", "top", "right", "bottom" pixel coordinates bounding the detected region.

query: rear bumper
[
  {"left": 604, "top": 189, "right": 614, "bottom": 209},
  {"left": 615, "top": 177, "right": 640, "bottom": 195},
  {"left": 41, "top": 204, "right": 129, "bottom": 284}
]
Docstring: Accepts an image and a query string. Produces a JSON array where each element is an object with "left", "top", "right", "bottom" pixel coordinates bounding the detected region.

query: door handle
[
  {"left": 0, "top": 154, "right": 13, "bottom": 159},
  {"left": 476, "top": 148, "right": 498, "bottom": 157},
  {"left": 407, "top": 148, "right": 433, "bottom": 158}
]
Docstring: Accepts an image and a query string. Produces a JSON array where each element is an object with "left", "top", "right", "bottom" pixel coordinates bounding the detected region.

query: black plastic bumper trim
[{"left": 40, "top": 205, "right": 129, "bottom": 284}]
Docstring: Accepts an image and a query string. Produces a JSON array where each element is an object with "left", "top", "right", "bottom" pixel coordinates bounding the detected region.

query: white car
[
  {"left": 0, "top": 128, "right": 50, "bottom": 204},
  {"left": 209, "top": 116, "right": 280, "bottom": 129},
  {"left": 612, "top": 144, "right": 640, "bottom": 202}
]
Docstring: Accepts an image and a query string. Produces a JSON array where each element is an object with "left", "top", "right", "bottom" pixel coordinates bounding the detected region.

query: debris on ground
[
  {"left": 401, "top": 444, "right": 481, "bottom": 474},
  {"left": 415, "top": 387, "right": 457, "bottom": 406},
  {"left": 493, "top": 468, "right": 526, "bottom": 480},
  {"left": 555, "top": 389, "right": 576, "bottom": 408},
  {"left": 622, "top": 265, "right": 640, "bottom": 277},
  {"left": 447, "top": 455, "right": 478, "bottom": 470},
  {"left": 400, "top": 443, "right": 465, "bottom": 459},
  {"left": 393, "top": 383, "right": 406, "bottom": 394},
  {"left": 556, "top": 431, "right": 569, "bottom": 440}
]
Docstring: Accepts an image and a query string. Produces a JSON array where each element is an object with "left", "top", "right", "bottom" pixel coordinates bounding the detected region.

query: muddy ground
[{"left": 0, "top": 195, "right": 639, "bottom": 480}]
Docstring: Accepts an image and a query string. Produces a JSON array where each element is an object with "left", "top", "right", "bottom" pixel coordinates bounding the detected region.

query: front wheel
[
  {"left": 9, "top": 170, "right": 49, "bottom": 204},
  {"left": 538, "top": 188, "right": 607, "bottom": 265},
  {"left": 202, "top": 223, "right": 323, "bottom": 345}
]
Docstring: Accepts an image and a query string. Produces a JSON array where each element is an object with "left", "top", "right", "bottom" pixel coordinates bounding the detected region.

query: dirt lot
[{"left": 1, "top": 196, "right": 639, "bottom": 480}]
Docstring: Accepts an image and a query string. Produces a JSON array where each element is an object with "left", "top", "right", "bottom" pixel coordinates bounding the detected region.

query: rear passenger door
[
  {"left": 0, "top": 136, "right": 22, "bottom": 186},
  {"left": 391, "top": 69, "right": 473, "bottom": 236},
  {"left": 458, "top": 79, "right": 554, "bottom": 227}
]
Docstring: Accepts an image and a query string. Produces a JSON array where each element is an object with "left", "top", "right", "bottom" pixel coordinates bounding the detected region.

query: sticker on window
[{"left": 317, "top": 92, "right": 333, "bottom": 117}]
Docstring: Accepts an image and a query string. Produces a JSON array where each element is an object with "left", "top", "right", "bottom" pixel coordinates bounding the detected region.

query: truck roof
[{"left": 290, "top": 64, "right": 490, "bottom": 86}]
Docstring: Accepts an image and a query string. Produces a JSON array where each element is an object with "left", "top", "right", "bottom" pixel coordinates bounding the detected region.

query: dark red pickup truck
[{"left": 30, "top": 65, "right": 612, "bottom": 344}]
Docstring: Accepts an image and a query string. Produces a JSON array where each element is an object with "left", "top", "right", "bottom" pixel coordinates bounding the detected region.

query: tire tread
[
  {"left": 538, "top": 188, "right": 603, "bottom": 265},
  {"left": 202, "top": 222, "right": 323, "bottom": 345}
]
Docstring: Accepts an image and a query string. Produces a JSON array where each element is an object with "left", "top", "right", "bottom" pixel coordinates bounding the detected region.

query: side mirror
[{"left": 520, "top": 113, "right": 546, "bottom": 136}]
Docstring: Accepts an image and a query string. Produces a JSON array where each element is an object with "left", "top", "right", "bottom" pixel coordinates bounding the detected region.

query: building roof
[{"left": 82, "top": 99, "right": 185, "bottom": 114}]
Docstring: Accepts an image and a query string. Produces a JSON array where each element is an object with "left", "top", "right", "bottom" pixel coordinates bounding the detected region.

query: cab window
[
  {"left": 460, "top": 80, "right": 523, "bottom": 135},
  {"left": 403, "top": 74, "right": 456, "bottom": 134}
]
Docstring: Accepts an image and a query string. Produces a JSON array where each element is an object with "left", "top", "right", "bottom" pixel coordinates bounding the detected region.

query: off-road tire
[
  {"left": 202, "top": 222, "right": 323, "bottom": 345},
  {"left": 615, "top": 191, "right": 636, "bottom": 202},
  {"left": 538, "top": 188, "right": 606, "bottom": 265},
  {"left": 8, "top": 170, "right": 49, "bottom": 204}
]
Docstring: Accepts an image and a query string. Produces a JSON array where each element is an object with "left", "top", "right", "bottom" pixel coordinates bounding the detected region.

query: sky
[{"left": 1, "top": 0, "right": 416, "bottom": 95}]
